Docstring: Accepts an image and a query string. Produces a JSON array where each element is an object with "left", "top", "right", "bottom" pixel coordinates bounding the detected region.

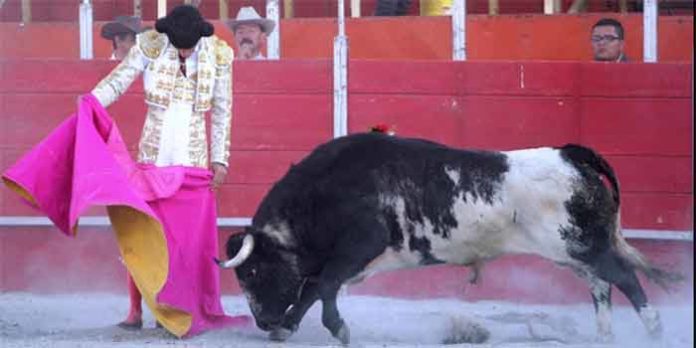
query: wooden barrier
[
  {"left": 0, "top": 59, "right": 692, "bottom": 301},
  {"left": 0, "top": 14, "right": 692, "bottom": 61},
  {"left": 1, "top": 0, "right": 692, "bottom": 21}
]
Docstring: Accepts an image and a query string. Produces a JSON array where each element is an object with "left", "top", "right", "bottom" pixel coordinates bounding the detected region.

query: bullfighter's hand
[{"left": 211, "top": 163, "right": 228, "bottom": 191}]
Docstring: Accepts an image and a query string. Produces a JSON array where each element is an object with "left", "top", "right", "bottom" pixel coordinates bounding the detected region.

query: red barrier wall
[
  {"left": 1, "top": 14, "right": 693, "bottom": 61},
  {"left": 0, "top": 59, "right": 692, "bottom": 304},
  {"left": 6, "top": 0, "right": 686, "bottom": 22}
]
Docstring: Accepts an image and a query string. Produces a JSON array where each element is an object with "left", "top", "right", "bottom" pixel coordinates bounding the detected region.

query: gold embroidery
[
  {"left": 145, "top": 92, "right": 171, "bottom": 108},
  {"left": 213, "top": 37, "right": 234, "bottom": 67},
  {"left": 135, "top": 36, "right": 231, "bottom": 169},
  {"left": 198, "top": 70, "right": 212, "bottom": 80},
  {"left": 139, "top": 30, "right": 166, "bottom": 59}
]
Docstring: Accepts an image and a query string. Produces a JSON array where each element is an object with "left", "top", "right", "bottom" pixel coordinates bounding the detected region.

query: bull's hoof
[
  {"left": 595, "top": 332, "right": 615, "bottom": 344},
  {"left": 269, "top": 327, "right": 293, "bottom": 342},
  {"left": 333, "top": 322, "right": 350, "bottom": 345},
  {"left": 442, "top": 316, "right": 490, "bottom": 345},
  {"left": 648, "top": 323, "right": 664, "bottom": 339},
  {"left": 640, "top": 307, "right": 663, "bottom": 339}
]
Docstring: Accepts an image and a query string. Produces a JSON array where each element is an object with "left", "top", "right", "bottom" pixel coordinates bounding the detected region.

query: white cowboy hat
[{"left": 226, "top": 6, "right": 275, "bottom": 34}]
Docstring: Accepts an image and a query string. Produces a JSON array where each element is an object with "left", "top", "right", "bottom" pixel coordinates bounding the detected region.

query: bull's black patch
[
  {"left": 408, "top": 235, "right": 445, "bottom": 265},
  {"left": 256, "top": 133, "right": 509, "bottom": 254},
  {"left": 558, "top": 144, "right": 619, "bottom": 264},
  {"left": 368, "top": 136, "right": 509, "bottom": 241},
  {"left": 247, "top": 133, "right": 509, "bottom": 322},
  {"left": 558, "top": 144, "right": 620, "bottom": 207},
  {"left": 559, "top": 179, "right": 616, "bottom": 262},
  {"left": 383, "top": 207, "right": 404, "bottom": 251}
]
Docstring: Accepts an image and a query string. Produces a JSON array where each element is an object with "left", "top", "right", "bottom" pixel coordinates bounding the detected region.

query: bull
[{"left": 217, "top": 133, "right": 681, "bottom": 344}]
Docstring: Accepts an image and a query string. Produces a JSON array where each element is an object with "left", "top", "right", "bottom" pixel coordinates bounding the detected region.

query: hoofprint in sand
[{"left": 0, "top": 293, "right": 692, "bottom": 348}]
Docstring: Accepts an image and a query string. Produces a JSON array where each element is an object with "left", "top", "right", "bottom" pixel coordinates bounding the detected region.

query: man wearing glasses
[{"left": 591, "top": 18, "right": 628, "bottom": 62}]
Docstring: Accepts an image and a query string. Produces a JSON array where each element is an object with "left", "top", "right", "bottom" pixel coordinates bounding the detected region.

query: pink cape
[{"left": 2, "top": 94, "right": 250, "bottom": 337}]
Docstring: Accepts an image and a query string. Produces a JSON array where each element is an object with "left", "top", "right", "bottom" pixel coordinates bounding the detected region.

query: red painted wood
[
  {"left": 458, "top": 62, "right": 581, "bottom": 96},
  {"left": 348, "top": 240, "right": 694, "bottom": 305},
  {"left": 1, "top": 60, "right": 692, "bottom": 232},
  {"left": 1, "top": 94, "right": 144, "bottom": 149},
  {"left": 227, "top": 150, "right": 309, "bottom": 184},
  {"left": 458, "top": 96, "right": 579, "bottom": 150},
  {"left": 580, "top": 98, "right": 692, "bottom": 156},
  {"left": 0, "top": 227, "right": 123, "bottom": 293},
  {"left": 216, "top": 184, "right": 271, "bottom": 217},
  {"left": 350, "top": 61, "right": 581, "bottom": 96},
  {"left": 349, "top": 95, "right": 464, "bottom": 146},
  {"left": 350, "top": 61, "right": 462, "bottom": 95},
  {"left": 1, "top": 228, "right": 691, "bottom": 305},
  {"left": 579, "top": 63, "right": 692, "bottom": 98},
  {"left": 621, "top": 193, "right": 693, "bottom": 230},
  {"left": 606, "top": 155, "right": 693, "bottom": 193},
  {"left": 0, "top": 60, "right": 126, "bottom": 93},
  {"left": 231, "top": 94, "right": 333, "bottom": 150},
  {"left": 4, "top": 0, "right": 691, "bottom": 22},
  {"left": 234, "top": 60, "right": 331, "bottom": 95}
]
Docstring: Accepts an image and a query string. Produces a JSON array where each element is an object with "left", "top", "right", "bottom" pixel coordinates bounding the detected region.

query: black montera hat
[{"left": 155, "top": 5, "right": 214, "bottom": 49}]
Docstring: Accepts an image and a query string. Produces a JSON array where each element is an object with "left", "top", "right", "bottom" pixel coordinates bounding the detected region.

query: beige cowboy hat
[
  {"left": 101, "top": 16, "right": 146, "bottom": 39},
  {"left": 226, "top": 6, "right": 275, "bottom": 34}
]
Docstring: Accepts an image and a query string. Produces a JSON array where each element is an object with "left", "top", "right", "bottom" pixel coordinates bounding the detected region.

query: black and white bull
[{"left": 217, "top": 133, "right": 680, "bottom": 344}]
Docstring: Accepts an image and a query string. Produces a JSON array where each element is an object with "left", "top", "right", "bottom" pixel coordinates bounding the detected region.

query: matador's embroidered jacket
[{"left": 91, "top": 30, "right": 234, "bottom": 168}]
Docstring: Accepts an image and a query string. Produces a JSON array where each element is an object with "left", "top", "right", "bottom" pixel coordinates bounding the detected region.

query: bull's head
[{"left": 217, "top": 228, "right": 304, "bottom": 331}]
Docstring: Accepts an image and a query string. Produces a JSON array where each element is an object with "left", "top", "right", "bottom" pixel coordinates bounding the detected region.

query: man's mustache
[{"left": 240, "top": 38, "right": 254, "bottom": 46}]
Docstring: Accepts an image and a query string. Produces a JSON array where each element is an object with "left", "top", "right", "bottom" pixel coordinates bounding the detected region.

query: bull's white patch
[
  {"left": 374, "top": 147, "right": 581, "bottom": 269},
  {"left": 638, "top": 305, "right": 663, "bottom": 337},
  {"left": 444, "top": 166, "right": 461, "bottom": 186},
  {"left": 493, "top": 148, "right": 580, "bottom": 263},
  {"left": 351, "top": 247, "right": 421, "bottom": 283},
  {"left": 261, "top": 221, "right": 295, "bottom": 247},
  {"left": 593, "top": 282, "right": 613, "bottom": 341}
]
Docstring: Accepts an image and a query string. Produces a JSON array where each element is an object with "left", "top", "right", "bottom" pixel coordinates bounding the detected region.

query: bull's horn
[{"left": 218, "top": 234, "right": 255, "bottom": 268}]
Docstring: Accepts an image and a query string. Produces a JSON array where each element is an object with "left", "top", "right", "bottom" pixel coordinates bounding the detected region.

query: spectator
[
  {"left": 375, "top": 0, "right": 413, "bottom": 16},
  {"left": 100, "top": 16, "right": 145, "bottom": 61},
  {"left": 420, "top": 0, "right": 452, "bottom": 16},
  {"left": 226, "top": 6, "right": 275, "bottom": 60},
  {"left": 591, "top": 18, "right": 628, "bottom": 62}
]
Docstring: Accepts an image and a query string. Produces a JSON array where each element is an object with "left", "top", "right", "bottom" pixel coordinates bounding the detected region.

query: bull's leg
[
  {"left": 311, "top": 219, "right": 389, "bottom": 344},
  {"left": 273, "top": 249, "right": 387, "bottom": 344},
  {"left": 270, "top": 259, "right": 366, "bottom": 344},
  {"left": 612, "top": 270, "right": 662, "bottom": 338},
  {"left": 314, "top": 259, "right": 371, "bottom": 345},
  {"left": 591, "top": 253, "right": 663, "bottom": 338},
  {"left": 589, "top": 277, "right": 613, "bottom": 342},
  {"left": 270, "top": 279, "right": 321, "bottom": 341},
  {"left": 572, "top": 266, "right": 614, "bottom": 341},
  {"left": 318, "top": 277, "right": 349, "bottom": 344}
]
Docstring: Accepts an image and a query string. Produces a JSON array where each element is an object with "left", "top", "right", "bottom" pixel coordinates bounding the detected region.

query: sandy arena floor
[{"left": 0, "top": 293, "right": 692, "bottom": 347}]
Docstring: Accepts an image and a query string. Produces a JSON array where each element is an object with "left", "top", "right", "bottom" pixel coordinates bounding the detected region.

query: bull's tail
[
  {"left": 612, "top": 217, "right": 684, "bottom": 291},
  {"left": 560, "top": 144, "right": 683, "bottom": 290},
  {"left": 559, "top": 144, "right": 620, "bottom": 206}
]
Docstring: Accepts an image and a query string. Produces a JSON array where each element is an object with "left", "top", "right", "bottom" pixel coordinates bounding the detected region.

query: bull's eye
[{"left": 247, "top": 267, "right": 257, "bottom": 278}]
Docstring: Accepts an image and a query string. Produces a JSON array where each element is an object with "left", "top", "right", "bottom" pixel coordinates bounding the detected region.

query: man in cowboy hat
[
  {"left": 85, "top": 5, "right": 249, "bottom": 336},
  {"left": 100, "top": 15, "right": 145, "bottom": 60},
  {"left": 226, "top": 6, "right": 275, "bottom": 60}
]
